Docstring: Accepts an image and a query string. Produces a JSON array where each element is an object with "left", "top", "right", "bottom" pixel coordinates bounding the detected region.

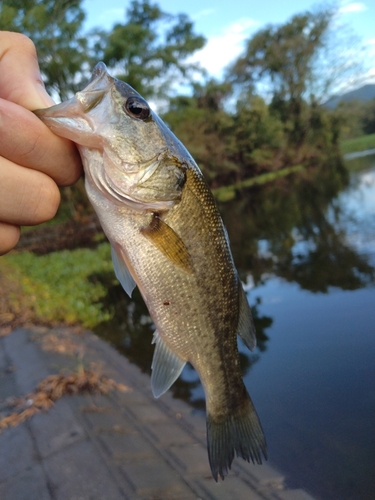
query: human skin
[{"left": 0, "top": 31, "right": 82, "bottom": 255}]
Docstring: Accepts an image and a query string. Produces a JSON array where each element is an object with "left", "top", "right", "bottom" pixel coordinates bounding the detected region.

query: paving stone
[
  {"left": 0, "top": 338, "right": 8, "bottom": 371},
  {"left": 0, "top": 425, "right": 35, "bottom": 482},
  {"left": 0, "top": 343, "right": 17, "bottom": 401},
  {"left": 99, "top": 430, "right": 156, "bottom": 461},
  {"left": 197, "top": 476, "right": 266, "bottom": 500},
  {"left": 247, "top": 461, "right": 286, "bottom": 488},
  {"left": 3, "top": 328, "right": 51, "bottom": 393},
  {"left": 0, "top": 464, "right": 51, "bottom": 500},
  {"left": 44, "top": 439, "right": 126, "bottom": 500},
  {"left": 77, "top": 397, "right": 128, "bottom": 433},
  {"left": 145, "top": 421, "right": 196, "bottom": 446},
  {"left": 159, "top": 391, "right": 197, "bottom": 416},
  {"left": 129, "top": 402, "right": 170, "bottom": 423},
  {"left": 114, "top": 387, "right": 153, "bottom": 406},
  {"left": 168, "top": 443, "right": 209, "bottom": 475},
  {"left": 276, "top": 488, "right": 317, "bottom": 500},
  {"left": 0, "top": 327, "right": 317, "bottom": 500},
  {"left": 121, "top": 457, "right": 192, "bottom": 498},
  {"left": 218, "top": 476, "right": 266, "bottom": 500},
  {"left": 30, "top": 398, "right": 86, "bottom": 458}
]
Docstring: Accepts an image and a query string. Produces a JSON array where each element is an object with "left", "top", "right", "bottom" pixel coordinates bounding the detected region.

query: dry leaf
[{"left": 0, "top": 369, "right": 131, "bottom": 433}]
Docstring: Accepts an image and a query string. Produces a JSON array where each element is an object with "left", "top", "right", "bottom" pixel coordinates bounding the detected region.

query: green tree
[
  {"left": 0, "top": 0, "right": 89, "bottom": 100},
  {"left": 92, "top": 0, "right": 206, "bottom": 99},
  {"left": 162, "top": 80, "right": 239, "bottom": 184},
  {"left": 330, "top": 101, "right": 360, "bottom": 140},
  {"left": 335, "top": 99, "right": 375, "bottom": 139},
  {"left": 361, "top": 98, "right": 375, "bottom": 135},
  {"left": 233, "top": 95, "right": 285, "bottom": 173},
  {"left": 228, "top": 9, "right": 334, "bottom": 146}
]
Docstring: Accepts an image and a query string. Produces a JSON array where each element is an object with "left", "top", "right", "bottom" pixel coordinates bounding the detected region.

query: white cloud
[
  {"left": 190, "top": 18, "right": 259, "bottom": 78},
  {"left": 339, "top": 2, "right": 367, "bottom": 14}
]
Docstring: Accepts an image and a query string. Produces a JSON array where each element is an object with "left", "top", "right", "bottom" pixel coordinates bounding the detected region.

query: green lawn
[
  {"left": 340, "top": 134, "right": 375, "bottom": 155},
  {"left": 1, "top": 243, "right": 115, "bottom": 328}
]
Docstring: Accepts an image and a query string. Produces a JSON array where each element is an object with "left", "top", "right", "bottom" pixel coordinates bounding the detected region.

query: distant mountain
[{"left": 324, "top": 84, "right": 375, "bottom": 109}]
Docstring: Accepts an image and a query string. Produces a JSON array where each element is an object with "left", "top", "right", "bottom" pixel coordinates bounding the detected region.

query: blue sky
[{"left": 82, "top": 0, "right": 375, "bottom": 85}]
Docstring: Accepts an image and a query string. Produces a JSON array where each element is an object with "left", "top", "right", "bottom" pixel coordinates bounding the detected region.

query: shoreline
[{"left": 0, "top": 325, "right": 316, "bottom": 500}]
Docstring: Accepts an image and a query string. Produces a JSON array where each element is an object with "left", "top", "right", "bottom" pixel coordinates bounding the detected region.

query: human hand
[{"left": 0, "top": 31, "right": 82, "bottom": 255}]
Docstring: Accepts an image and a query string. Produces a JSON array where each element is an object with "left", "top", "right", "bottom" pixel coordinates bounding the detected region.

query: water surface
[{"left": 94, "top": 154, "right": 375, "bottom": 500}]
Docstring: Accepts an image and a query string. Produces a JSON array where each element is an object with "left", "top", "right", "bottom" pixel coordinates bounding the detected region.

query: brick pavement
[{"left": 0, "top": 327, "right": 316, "bottom": 500}]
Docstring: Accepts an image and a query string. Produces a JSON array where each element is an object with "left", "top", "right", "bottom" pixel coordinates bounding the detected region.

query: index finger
[
  {"left": 0, "top": 31, "right": 82, "bottom": 185},
  {"left": 0, "top": 31, "right": 54, "bottom": 110}
]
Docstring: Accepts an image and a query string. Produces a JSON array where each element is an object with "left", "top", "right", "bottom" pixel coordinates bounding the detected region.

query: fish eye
[{"left": 124, "top": 97, "right": 150, "bottom": 120}]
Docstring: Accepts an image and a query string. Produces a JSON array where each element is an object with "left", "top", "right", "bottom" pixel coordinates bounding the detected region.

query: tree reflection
[
  {"left": 90, "top": 156, "right": 374, "bottom": 409},
  {"left": 221, "top": 156, "right": 375, "bottom": 292}
]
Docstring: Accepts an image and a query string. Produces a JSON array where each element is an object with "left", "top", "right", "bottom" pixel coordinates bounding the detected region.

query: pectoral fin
[
  {"left": 237, "top": 279, "right": 257, "bottom": 351},
  {"left": 141, "top": 214, "right": 192, "bottom": 273},
  {"left": 111, "top": 245, "right": 137, "bottom": 297},
  {"left": 151, "top": 330, "right": 186, "bottom": 398}
]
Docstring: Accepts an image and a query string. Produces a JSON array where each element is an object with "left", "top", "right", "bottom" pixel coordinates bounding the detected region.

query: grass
[
  {"left": 340, "top": 134, "right": 375, "bottom": 156},
  {"left": 0, "top": 243, "right": 115, "bottom": 329}
]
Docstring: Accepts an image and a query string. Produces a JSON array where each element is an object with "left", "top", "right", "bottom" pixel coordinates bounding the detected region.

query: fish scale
[{"left": 35, "top": 61, "right": 267, "bottom": 481}]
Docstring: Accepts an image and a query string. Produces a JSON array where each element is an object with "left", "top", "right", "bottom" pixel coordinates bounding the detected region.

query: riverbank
[
  {"left": 0, "top": 325, "right": 316, "bottom": 500},
  {"left": 340, "top": 133, "right": 375, "bottom": 155}
]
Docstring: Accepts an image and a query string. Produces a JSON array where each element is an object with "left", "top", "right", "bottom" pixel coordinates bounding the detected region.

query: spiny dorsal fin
[
  {"left": 141, "top": 214, "right": 193, "bottom": 274},
  {"left": 151, "top": 330, "right": 186, "bottom": 398},
  {"left": 237, "top": 279, "right": 257, "bottom": 351}
]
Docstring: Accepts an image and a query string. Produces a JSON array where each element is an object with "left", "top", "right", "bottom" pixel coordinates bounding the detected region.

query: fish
[{"left": 35, "top": 62, "right": 267, "bottom": 480}]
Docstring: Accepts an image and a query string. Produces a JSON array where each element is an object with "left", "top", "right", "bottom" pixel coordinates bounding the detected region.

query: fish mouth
[
  {"left": 33, "top": 62, "right": 142, "bottom": 147},
  {"left": 34, "top": 63, "right": 117, "bottom": 146},
  {"left": 34, "top": 63, "right": 114, "bottom": 119}
]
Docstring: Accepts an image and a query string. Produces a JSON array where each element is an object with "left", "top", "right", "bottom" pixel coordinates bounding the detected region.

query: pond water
[{"left": 93, "top": 154, "right": 375, "bottom": 500}]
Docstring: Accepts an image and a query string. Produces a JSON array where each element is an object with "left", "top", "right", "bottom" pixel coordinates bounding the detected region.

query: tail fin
[{"left": 207, "top": 401, "right": 267, "bottom": 481}]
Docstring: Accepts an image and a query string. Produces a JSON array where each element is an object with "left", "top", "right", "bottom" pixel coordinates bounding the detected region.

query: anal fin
[{"left": 151, "top": 330, "right": 186, "bottom": 398}]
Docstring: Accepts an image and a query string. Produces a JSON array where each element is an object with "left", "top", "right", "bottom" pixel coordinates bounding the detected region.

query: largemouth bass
[{"left": 35, "top": 62, "right": 267, "bottom": 480}]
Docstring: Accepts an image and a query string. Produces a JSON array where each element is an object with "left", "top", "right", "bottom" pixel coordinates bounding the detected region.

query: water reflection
[
  {"left": 92, "top": 154, "right": 375, "bottom": 401},
  {"left": 92, "top": 154, "right": 375, "bottom": 500},
  {"left": 219, "top": 156, "right": 374, "bottom": 292}
]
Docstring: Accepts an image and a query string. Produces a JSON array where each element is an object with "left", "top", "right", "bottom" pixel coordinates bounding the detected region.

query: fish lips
[
  {"left": 33, "top": 64, "right": 114, "bottom": 146},
  {"left": 34, "top": 94, "right": 102, "bottom": 147}
]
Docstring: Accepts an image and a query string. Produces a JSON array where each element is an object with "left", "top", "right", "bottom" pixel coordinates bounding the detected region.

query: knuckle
[
  {"left": 54, "top": 143, "right": 83, "bottom": 187},
  {"left": 14, "top": 33, "right": 37, "bottom": 57},
  {"left": 31, "top": 176, "right": 61, "bottom": 223}
]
